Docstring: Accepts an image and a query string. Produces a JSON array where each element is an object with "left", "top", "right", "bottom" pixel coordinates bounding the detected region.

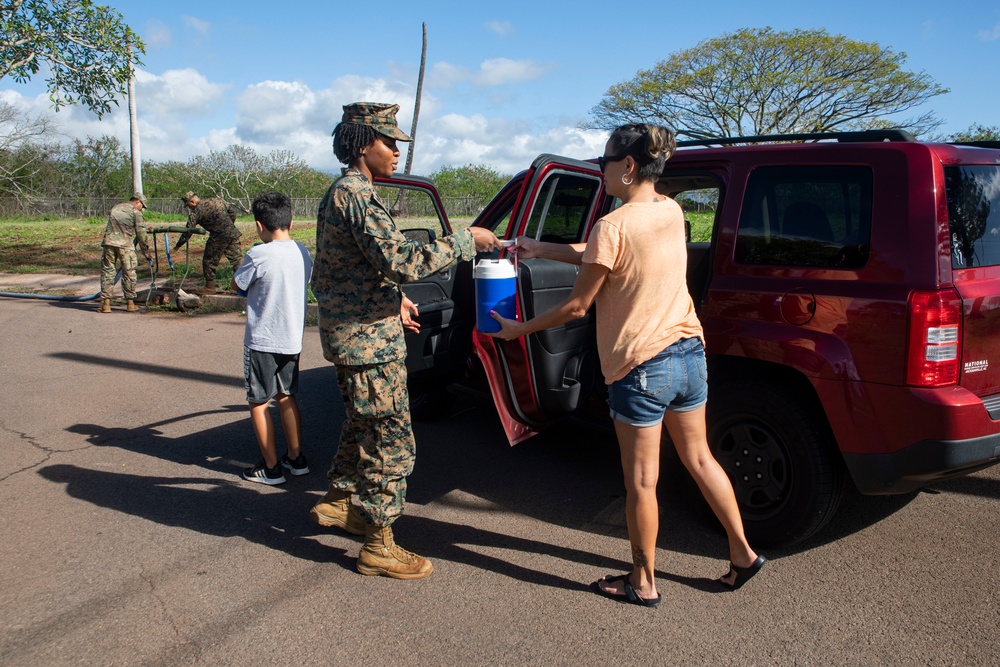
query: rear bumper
[{"left": 844, "top": 432, "right": 1000, "bottom": 494}]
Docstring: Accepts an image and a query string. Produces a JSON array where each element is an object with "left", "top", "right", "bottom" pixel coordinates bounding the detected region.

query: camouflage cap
[
  {"left": 181, "top": 191, "right": 197, "bottom": 203},
  {"left": 338, "top": 102, "right": 412, "bottom": 142},
  {"left": 131, "top": 193, "right": 147, "bottom": 206}
]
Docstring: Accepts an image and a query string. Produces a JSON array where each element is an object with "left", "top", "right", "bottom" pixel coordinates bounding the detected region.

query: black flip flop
[
  {"left": 593, "top": 574, "right": 662, "bottom": 608},
  {"left": 718, "top": 555, "right": 767, "bottom": 590}
]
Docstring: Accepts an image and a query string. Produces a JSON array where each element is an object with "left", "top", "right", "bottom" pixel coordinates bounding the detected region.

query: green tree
[
  {"left": 428, "top": 164, "right": 511, "bottom": 200},
  {"left": 590, "top": 27, "right": 948, "bottom": 139},
  {"left": 948, "top": 124, "right": 1000, "bottom": 143},
  {"left": 140, "top": 160, "right": 200, "bottom": 201},
  {"left": 188, "top": 145, "right": 312, "bottom": 214},
  {"left": 0, "top": 0, "right": 144, "bottom": 117},
  {"left": 62, "top": 134, "right": 129, "bottom": 199}
]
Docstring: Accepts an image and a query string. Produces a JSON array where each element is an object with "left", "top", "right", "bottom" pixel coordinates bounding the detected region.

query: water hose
[{"left": 147, "top": 226, "right": 205, "bottom": 306}]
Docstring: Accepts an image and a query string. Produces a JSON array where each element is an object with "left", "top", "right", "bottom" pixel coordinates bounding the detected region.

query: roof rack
[
  {"left": 677, "top": 129, "right": 916, "bottom": 148},
  {"left": 950, "top": 140, "right": 1000, "bottom": 149}
]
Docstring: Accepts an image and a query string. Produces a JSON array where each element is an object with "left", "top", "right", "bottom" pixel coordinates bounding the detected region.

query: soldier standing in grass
[
  {"left": 175, "top": 191, "right": 242, "bottom": 294},
  {"left": 310, "top": 102, "right": 499, "bottom": 579},
  {"left": 98, "top": 193, "right": 151, "bottom": 313}
]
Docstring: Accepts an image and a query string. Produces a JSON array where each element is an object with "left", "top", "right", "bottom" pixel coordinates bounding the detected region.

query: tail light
[{"left": 906, "top": 289, "right": 962, "bottom": 386}]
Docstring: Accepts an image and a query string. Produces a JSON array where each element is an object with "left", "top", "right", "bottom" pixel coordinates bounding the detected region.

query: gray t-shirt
[{"left": 233, "top": 239, "right": 313, "bottom": 354}]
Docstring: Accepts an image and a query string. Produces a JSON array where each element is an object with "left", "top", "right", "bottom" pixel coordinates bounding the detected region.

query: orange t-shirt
[{"left": 582, "top": 198, "right": 704, "bottom": 384}]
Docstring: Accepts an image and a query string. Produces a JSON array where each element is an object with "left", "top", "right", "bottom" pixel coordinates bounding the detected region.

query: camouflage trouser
[
  {"left": 100, "top": 246, "right": 138, "bottom": 299},
  {"left": 202, "top": 235, "right": 242, "bottom": 282},
  {"left": 328, "top": 359, "right": 415, "bottom": 528}
]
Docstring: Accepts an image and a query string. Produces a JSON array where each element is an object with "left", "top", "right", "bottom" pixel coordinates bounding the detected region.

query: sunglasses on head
[{"left": 598, "top": 153, "right": 628, "bottom": 172}]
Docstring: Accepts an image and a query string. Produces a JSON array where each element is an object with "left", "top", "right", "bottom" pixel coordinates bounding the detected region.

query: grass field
[{"left": 0, "top": 210, "right": 714, "bottom": 278}]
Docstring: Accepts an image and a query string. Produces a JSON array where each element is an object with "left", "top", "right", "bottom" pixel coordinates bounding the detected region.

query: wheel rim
[{"left": 711, "top": 418, "right": 791, "bottom": 521}]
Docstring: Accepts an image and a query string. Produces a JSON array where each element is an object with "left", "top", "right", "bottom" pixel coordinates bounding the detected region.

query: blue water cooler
[{"left": 474, "top": 258, "right": 517, "bottom": 333}]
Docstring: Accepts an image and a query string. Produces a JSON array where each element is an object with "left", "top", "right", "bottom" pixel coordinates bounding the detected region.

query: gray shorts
[{"left": 243, "top": 346, "right": 300, "bottom": 404}]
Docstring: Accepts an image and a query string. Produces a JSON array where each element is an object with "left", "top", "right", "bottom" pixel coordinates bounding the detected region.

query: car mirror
[{"left": 403, "top": 228, "right": 437, "bottom": 245}]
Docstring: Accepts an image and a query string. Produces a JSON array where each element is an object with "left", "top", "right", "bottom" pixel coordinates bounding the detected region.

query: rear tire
[{"left": 707, "top": 379, "right": 846, "bottom": 547}]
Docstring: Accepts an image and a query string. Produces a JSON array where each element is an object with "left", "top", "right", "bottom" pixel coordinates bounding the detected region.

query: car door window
[
  {"left": 375, "top": 184, "right": 448, "bottom": 241},
  {"left": 523, "top": 172, "right": 603, "bottom": 243}
]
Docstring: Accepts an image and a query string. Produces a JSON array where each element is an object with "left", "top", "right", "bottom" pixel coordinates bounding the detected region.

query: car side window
[
  {"left": 735, "top": 166, "right": 873, "bottom": 268},
  {"left": 524, "top": 173, "right": 602, "bottom": 243},
  {"left": 655, "top": 172, "right": 722, "bottom": 243}
]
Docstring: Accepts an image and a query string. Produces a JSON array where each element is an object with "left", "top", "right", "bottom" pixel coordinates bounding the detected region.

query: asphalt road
[{"left": 0, "top": 288, "right": 998, "bottom": 666}]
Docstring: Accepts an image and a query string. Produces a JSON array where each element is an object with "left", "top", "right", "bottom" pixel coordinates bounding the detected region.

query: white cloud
[
  {"left": 135, "top": 68, "right": 227, "bottom": 117},
  {"left": 979, "top": 22, "right": 1000, "bottom": 40},
  {"left": 486, "top": 21, "right": 514, "bottom": 37},
  {"left": 181, "top": 15, "right": 210, "bottom": 34},
  {"left": 225, "top": 76, "right": 419, "bottom": 173},
  {"left": 0, "top": 67, "right": 601, "bottom": 179},
  {"left": 412, "top": 113, "right": 607, "bottom": 175},
  {"left": 427, "top": 58, "right": 549, "bottom": 89},
  {"left": 474, "top": 58, "right": 548, "bottom": 86}
]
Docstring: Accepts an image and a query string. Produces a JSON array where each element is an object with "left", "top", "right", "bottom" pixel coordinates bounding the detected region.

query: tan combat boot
[
  {"left": 126, "top": 299, "right": 139, "bottom": 312},
  {"left": 309, "top": 488, "right": 364, "bottom": 535},
  {"left": 98, "top": 298, "right": 111, "bottom": 313},
  {"left": 199, "top": 280, "right": 217, "bottom": 295},
  {"left": 356, "top": 525, "right": 433, "bottom": 579}
]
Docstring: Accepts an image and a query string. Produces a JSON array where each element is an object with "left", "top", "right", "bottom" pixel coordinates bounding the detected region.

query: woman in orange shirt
[{"left": 490, "top": 123, "right": 763, "bottom": 607}]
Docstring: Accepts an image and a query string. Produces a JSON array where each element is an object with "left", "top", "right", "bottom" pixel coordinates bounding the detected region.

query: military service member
[
  {"left": 310, "top": 102, "right": 499, "bottom": 579},
  {"left": 176, "top": 191, "right": 242, "bottom": 293},
  {"left": 99, "top": 193, "right": 151, "bottom": 313}
]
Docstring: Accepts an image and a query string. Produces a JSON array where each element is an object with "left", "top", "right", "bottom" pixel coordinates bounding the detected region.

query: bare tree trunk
[
  {"left": 393, "top": 23, "right": 427, "bottom": 217},
  {"left": 404, "top": 22, "right": 427, "bottom": 176},
  {"left": 128, "top": 40, "right": 142, "bottom": 196}
]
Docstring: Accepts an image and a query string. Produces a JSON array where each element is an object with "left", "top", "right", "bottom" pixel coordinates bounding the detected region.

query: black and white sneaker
[
  {"left": 281, "top": 453, "right": 310, "bottom": 476},
  {"left": 242, "top": 461, "right": 286, "bottom": 485}
]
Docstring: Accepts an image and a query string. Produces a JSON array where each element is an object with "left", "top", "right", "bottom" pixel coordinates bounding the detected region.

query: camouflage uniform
[
  {"left": 177, "top": 197, "right": 242, "bottom": 282},
  {"left": 313, "top": 168, "right": 476, "bottom": 527},
  {"left": 100, "top": 201, "right": 150, "bottom": 300}
]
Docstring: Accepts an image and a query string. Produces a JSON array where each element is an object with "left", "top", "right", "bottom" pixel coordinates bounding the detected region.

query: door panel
[{"left": 518, "top": 258, "right": 598, "bottom": 416}]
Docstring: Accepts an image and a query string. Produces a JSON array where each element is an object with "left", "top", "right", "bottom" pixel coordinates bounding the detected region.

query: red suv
[{"left": 381, "top": 129, "right": 1000, "bottom": 546}]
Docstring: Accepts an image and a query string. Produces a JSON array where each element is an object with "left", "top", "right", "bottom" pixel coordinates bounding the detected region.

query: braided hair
[{"left": 332, "top": 123, "right": 379, "bottom": 166}]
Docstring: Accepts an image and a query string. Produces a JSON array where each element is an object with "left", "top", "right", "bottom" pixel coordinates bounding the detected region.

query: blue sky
[{"left": 2, "top": 0, "right": 998, "bottom": 176}]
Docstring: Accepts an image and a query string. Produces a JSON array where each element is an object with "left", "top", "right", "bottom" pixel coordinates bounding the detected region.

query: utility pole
[{"left": 128, "top": 40, "right": 142, "bottom": 195}]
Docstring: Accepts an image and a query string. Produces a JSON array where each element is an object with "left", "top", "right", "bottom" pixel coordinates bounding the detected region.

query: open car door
[
  {"left": 469, "top": 155, "right": 609, "bottom": 444},
  {"left": 373, "top": 175, "right": 473, "bottom": 399}
]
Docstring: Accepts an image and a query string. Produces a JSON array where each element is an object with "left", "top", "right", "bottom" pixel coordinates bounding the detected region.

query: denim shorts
[
  {"left": 606, "top": 337, "right": 708, "bottom": 427},
  {"left": 244, "top": 346, "right": 300, "bottom": 404}
]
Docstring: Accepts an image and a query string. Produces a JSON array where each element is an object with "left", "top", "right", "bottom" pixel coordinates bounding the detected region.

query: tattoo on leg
[{"left": 631, "top": 543, "right": 648, "bottom": 569}]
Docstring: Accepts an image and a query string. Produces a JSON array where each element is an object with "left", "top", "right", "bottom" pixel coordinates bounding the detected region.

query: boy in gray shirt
[{"left": 232, "top": 191, "right": 314, "bottom": 485}]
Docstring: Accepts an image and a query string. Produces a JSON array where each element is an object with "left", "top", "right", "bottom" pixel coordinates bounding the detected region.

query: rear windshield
[{"left": 946, "top": 165, "right": 1000, "bottom": 269}]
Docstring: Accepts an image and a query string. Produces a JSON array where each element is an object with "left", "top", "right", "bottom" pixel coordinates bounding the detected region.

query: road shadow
[
  {"left": 38, "top": 462, "right": 350, "bottom": 565},
  {"left": 35, "top": 460, "right": 722, "bottom": 593},
  {"left": 925, "top": 471, "right": 1000, "bottom": 500},
  {"left": 44, "top": 348, "right": 947, "bottom": 577}
]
